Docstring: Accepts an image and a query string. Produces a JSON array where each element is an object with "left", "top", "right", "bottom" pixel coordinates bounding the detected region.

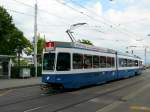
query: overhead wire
[
  {"left": 66, "top": 0, "right": 144, "bottom": 39},
  {"left": 74, "top": 31, "right": 125, "bottom": 42},
  {"left": 10, "top": 0, "right": 112, "bottom": 38},
  {"left": 55, "top": 0, "right": 109, "bottom": 25},
  {"left": 3, "top": 0, "right": 143, "bottom": 43},
  {"left": 5, "top": 8, "right": 34, "bottom": 17},
  {"left": 55, "top": 0, "right": 123, "bottom": 38},
  {"left": 11, "top": 0, "right": 73, "bottom": 25},
  {"left": 12, "top": 0, "right": 34, "bottom": 8},
  {"left": 0, "top": 0, "right": 147, "bottom": 57},
  {"left": 7, "top": 0, "right": 123, "bottom": 37},
  {"left": 55, "top": 1, "right": 113, "bottom": 26}
]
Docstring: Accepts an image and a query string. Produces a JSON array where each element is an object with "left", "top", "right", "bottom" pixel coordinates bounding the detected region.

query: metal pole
[
  {"left": 131, "top": 50, "right": 134, "bottom": 54},
  {"left": 34, "top": 0, "right": 38, "bottom": 77},
  {"left": 145, "top": 47, "right": 147, "bottom": 65}
]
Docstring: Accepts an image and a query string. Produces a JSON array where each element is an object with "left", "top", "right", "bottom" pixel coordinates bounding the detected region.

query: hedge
[{"left": 11, "top": 66, "right": 42, "bottom": 78}]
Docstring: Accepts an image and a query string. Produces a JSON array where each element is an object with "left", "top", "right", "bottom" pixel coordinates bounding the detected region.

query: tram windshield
[
  {"left": 43, "top": 53, "right": 55, "bottom": 70},
  {"left": 56, "top": 53, "right": 71, "bottom": 71}
]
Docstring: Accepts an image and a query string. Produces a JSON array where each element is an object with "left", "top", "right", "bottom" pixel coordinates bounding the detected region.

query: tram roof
[
  {"left": 52, "top": 41, "right": 116, "bottom": 53},
  {"left": 117, "top": 52, "right": 141, "bottom": 59},
  {"left": 46, "top": 41, "right": 141, "bottom": 59}
]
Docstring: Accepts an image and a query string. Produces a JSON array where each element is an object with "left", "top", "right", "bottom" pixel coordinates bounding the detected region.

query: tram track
[
  {"left": 0, "top": 88, "right": 63, "bottom": 107},
  {"left": 52, "top": 77, "right": 147, "bottom": 112},
  {"left": 24, "top": 75, "right": 149, "bottom": 112},
  {"left": 0, "top": 73, "right": 149, "bottom": 112}
]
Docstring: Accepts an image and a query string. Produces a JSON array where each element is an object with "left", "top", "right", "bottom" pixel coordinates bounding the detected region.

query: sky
[{"left": 0, "top": 0, "right": 150, "bottom": 63}]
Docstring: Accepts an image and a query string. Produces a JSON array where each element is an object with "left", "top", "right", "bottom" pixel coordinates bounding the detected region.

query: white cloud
[
  {"left": 90, "top": 2, "right": 103, "bottom": 15},
  {"left": 0, "top": 0, "right": 150, "bottom": 62}
]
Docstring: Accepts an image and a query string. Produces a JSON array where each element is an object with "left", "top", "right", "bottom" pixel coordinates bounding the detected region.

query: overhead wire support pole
[
  {"left": 145, "top": 47, "right": 147, "bottom": 65},
  {"left": 34, "top": 0, "right": 38, "bottom": 77}
]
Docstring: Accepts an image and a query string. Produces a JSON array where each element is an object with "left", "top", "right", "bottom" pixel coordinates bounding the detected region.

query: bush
[
  {"left": 11, "top": 66, "right": 42, "bottom": 78},
  {"left": 11, "top": 66, "right": 20, "bottom": 78},
  {"left": 30, "top": 66, "right": 42, "bottom": 77}
]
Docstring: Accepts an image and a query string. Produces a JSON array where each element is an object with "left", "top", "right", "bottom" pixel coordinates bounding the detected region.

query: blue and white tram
[{"left": 42, "top": 41, "right": 143, "bottom": 89}]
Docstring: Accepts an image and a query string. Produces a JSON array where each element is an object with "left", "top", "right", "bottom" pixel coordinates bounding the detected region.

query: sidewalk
[{"left": 0, "top": 77, "right": 42, "bottom": 90}]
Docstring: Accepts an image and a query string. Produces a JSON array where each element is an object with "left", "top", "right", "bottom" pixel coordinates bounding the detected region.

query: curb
[{"left": 0, "top": 83, "right": 43, "bottom": 91}]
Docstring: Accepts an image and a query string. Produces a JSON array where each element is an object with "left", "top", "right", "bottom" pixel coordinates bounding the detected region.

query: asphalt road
[{"left": 0, "top": 70, "right": 150, "bottom": 112}]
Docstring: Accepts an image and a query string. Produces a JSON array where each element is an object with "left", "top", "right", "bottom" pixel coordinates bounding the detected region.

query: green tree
[
  {"left": 24, "top": 47, "right": 33, "bottom": 56},
  {"left": 78, "top": 39, "right": 93, "bottom": 45},
  {"left": 20, "top": 59, "right": 28, "bottom": 66},
  {"left": 37, "top": 37, "right": 45, "bottom": 54},
  {"left": 37, "top": 37, "right": 45, "bottom": 64},
  {"left": 0, "top": 6, "right": 32, "bottom": 55}
]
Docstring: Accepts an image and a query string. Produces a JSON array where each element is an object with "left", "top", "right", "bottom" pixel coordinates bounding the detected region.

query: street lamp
[{"left": 66, "top": 22, "right": 87, "bottom": 42}]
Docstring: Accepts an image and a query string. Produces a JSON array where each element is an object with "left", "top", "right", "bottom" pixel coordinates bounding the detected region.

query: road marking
[
  {"left": 90, "top": 98, "right": 100, "bottom": 103},
  {"left": 70, "top": 90, "right": 81, "bottom": 95},
  {"left": 24, "top": 106, "right": 43, "bottom": 112},
  {"left": 24, "top": 104, "right": 51, "bottom": 112},
  {"left": 96, "top": 101, "right": 123, "bottom": 112},
  {"left": 130, "top": 105, "right": 150, "bottom": 111},
  {"left": 0, "top": 90, "right": 13, "bottom": 96}
]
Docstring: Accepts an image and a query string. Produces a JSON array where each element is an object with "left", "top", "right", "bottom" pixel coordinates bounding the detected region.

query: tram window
[
  {"left": 127, "top": 59, "right": 130, "bottom": 67},
  {"left": 124, "top": 59, "right": 127, "bottom": 67},
  {"left": 56, "top": 53, "right": 70, "bottom": 71},
  {"left": 100, "top": 56, "right": 106, "bottom": 68},
  {"left": 131, "top": 60, "right": 133, "bottom": 66},
  {"left": 106, "top": 57, "right": 111, "bottom": 68},
  {"left": 137, "top": 60, "right": 139, "bottom": 66},
  {"left": 119, "top": 58, "right": 127, "bottom": 67},
  {"left": 127, "top": 59, "right": 132, "bottom": 67},
  {"left": 131, "top": 60, "right": 134, "bottom": 67},
  {"left": 111, "top": 57, "right": 115, "bottom": 67},
  {"left": 139, "top": 61, "right": 141, "bottom": 66},
  {"left": 84, "top": 55, "right": 92, "bottom": 69},
  {"left": 119, "top": 58, "right": 123, "bottom": 67},
  {"left": 43, "top": 53, "right": 55, "bottom": 70},
  {"left": 135, "top": 60, "right": 138, "bottom": 66},
  {"left": 93, "top": 56, "right": 99, "bottom": 68},
  {"left": 131, "top": 60, "right": 134, "bottom": 66},
  {"left": 73, "top": 54, "right": 83, "bottom": 69},
  {"left": 129, "top": 60, "right": 131, "bottom": 67},
  {"left": 139, "top": 61, "right": 142, "bottom": 66}
]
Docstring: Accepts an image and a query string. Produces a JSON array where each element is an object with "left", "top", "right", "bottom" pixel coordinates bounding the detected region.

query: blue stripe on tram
[{"left": 42, "top": 68, "right": 142, "bottom": 89}]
